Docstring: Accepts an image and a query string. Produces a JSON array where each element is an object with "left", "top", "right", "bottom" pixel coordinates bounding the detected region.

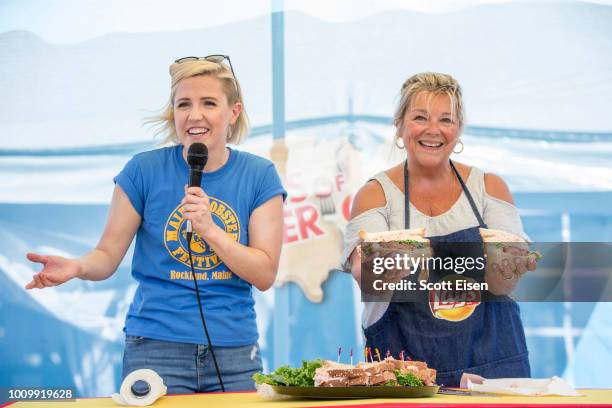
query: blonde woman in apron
[{"left": 343, "top": 72, "right": 535, "bottom": 387}]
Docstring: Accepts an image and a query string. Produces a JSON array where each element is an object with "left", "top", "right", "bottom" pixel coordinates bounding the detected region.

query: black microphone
[
  {"left": 186, "top": 143, "right": 208, "bottom": 237},
  {"left": 184, "top": 142, "right": 225, "bottom": 392}
]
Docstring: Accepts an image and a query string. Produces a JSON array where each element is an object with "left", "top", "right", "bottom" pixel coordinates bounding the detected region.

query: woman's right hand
[{"left": 25, "top": 253, "right": 82, "bottom": 289}]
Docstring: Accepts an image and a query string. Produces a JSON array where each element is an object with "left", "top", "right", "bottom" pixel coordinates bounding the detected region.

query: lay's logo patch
[{"left": 429, "top": 274, "right": 481, "bottom": 321}]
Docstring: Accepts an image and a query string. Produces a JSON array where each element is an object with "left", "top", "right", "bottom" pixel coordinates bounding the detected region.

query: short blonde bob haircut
[
  {"left": 393, "top": 72, "right": 464, "bottom": 139},
  {"left": 150, "top": 59, "right": 249, "bottom": 145}
]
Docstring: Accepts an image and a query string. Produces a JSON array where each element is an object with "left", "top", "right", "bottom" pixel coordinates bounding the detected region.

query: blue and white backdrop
[{"left": 1, "top": 0, "right": 612, "bottom": 397}]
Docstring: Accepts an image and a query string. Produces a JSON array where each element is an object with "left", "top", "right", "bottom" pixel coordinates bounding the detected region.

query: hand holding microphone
[
  {"left": 182, "top": 143, "right": 217, "bottom": 240},
  {"left": 182, "top": 185, "right": 217, "bottom": 240}
]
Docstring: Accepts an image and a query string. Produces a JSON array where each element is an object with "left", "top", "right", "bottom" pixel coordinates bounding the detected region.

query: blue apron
[{"left": 364, "top": 160, "right": 530, "bottom": 387}]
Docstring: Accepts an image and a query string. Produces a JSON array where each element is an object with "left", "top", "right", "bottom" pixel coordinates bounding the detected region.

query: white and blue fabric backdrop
[{"left": 1, "top": 0, "right": 611, "bottom": 397}]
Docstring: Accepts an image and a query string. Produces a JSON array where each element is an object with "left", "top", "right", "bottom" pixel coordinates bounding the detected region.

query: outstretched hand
[{"left": 25, "top": 252, "right": 81, "bottom": 289}]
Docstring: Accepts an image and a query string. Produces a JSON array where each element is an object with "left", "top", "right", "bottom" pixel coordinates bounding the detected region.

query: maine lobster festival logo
[
  {"left": 164, "top": 197, "right": 240, "bottom": 270},
  {"left": 429, "top": 274, "right": 481, "bottom": 322}
]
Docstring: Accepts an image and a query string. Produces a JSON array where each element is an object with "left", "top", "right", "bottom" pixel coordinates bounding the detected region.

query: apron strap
[
  {"left": 404, "top": 160, "right": 410, "bottom": 229},
  {"left": 449, "top": 160, "right": 486, "bottom": 228},
  {"left": 403, "top": 159, "right": 486, "bottom": 229}
]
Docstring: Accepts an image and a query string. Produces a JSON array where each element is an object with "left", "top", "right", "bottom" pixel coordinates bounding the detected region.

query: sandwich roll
[
  {"left": 357, "top": 228, "right": 431, "bottom": 283},
  {"left": 358, "top": 228, "right": 431, "bottom": 260},
  {"left": 358, "top": 227, "right": 426, "bottom": 242},
  {"left": 480, "top": 228, "right": 541, "bottom": 274}
]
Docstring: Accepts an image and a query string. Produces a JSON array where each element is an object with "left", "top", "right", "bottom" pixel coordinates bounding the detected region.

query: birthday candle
[
  {"left": 337, "top": 347, "right": 342, "bottom": 363},
  {"left": 375, "top": 348, "right": 381, "bottom": 362},
  {"left": 400, "top": 350, "right": 405, "bottom": 361},
  {"left": 350, "top": 348, "right": 354, "bottom": 366},
  {"left": 386, "top": 350, "right": 391, "bottom": 359}
]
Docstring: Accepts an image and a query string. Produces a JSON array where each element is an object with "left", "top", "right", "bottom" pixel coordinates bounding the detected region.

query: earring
[
  {"left": 453, "top": 140, "right": 464, "bottom": 154},
  {"left": 395, "top": 137, "right": 405, "bottom": 149}
]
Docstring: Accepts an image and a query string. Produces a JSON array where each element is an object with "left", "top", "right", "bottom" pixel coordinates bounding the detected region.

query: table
[{"left": 2, "top": 390, "right": 612, "bottom": 407}]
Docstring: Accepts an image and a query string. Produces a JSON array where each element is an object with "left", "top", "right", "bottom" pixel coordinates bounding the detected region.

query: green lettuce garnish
[
  {"left": 397, "top": 240, "right": 426, "bottom": 248},
  {"left": 394, "top": 370, "right": 424, "bottom": 386},
  {"left": 253, "top": 359, "right": 323, "bottom": 386}
]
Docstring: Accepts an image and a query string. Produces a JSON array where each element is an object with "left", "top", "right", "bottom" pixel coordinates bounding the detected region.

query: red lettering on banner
[
  {"left": 342, "top": 194, "right": 353, "bottom": 221},
  {"left": 283, "top": 204, "right": 325, "bottom": 244},
  {"left": 335, "top": 173, "right": 345, "bottom": 192},
  {"left": 296, "top": 205, "right": 324, "bottom": 239}
]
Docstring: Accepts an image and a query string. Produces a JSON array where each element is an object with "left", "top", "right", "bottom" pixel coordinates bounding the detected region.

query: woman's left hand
[
  {"left": 181, "top": 185, "right": 219, "bottom": 240},
  {"left": 487, "top": 252, "right": 538, "bottom": 295},
  {"left": 496, "top": 247, "right": 538, "bottom": 279}
]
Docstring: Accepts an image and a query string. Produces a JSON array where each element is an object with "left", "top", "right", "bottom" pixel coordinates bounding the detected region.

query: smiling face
[
  {"left": 399, "top": 91, "right": 460, "bottom": 169},
  {"left": 173, "top": 74, "right": 241, "bottom": 159}
]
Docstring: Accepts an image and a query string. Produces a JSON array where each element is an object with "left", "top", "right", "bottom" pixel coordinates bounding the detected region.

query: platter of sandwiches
[{"left": 254, "top": 357, "right": 439, "bottom": 399}]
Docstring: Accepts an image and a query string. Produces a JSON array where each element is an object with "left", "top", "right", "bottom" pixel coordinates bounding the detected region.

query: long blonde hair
[
  {"left": 393, "top": 72, "right": 464, "bottom": 139},
  {"left": 148, "top": 59, "right": 249, "bottom": 145}
]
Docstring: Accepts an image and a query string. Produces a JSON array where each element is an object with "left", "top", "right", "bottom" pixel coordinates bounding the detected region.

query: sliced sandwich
[
  {"left": 480, "top": 228, "right": 541, "bottom": 267},
  {"left": 315, "top": 358, "right": 436, "bottom": 387},
  {"left": 315, "top": 361, "right": 368, "bottom": 387},
  {"left": 358, "top": 228, "right": 431, "bottom": 262},
  {"left": 384, "top": 357, "right": 437, "bottom": 386}
]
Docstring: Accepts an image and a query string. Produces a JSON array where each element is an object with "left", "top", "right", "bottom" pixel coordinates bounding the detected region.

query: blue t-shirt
[{"left": 114, "top": 145, "right": 286, "bottom": 346}]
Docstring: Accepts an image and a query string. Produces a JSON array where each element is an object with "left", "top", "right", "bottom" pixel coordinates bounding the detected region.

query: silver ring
[{"left": 502, "top": 272, "right": 516, "bottom": 280}]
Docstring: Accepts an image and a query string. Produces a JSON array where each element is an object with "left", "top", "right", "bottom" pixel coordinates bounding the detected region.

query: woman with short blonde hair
[
  {"left": 151, "top": 57, "right": 250, "bottom": 145},
  {"left": 27, "top": 55, "right": 286, "bottom": 393}
]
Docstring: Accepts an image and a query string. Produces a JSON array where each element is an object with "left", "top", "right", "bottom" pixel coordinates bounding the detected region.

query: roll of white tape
[{"left": 111, "top": 369, "right": 167, "bottom": 406}]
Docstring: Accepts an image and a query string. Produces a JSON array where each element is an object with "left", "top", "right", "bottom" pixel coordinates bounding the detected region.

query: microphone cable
[{"left": 186, "top": 231, "right": 225, "bottom": 392}]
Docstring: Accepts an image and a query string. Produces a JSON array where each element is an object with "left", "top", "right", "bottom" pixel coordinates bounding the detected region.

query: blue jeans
[{"left": 122, "top": 335, "right": 262, "bottom": 394}]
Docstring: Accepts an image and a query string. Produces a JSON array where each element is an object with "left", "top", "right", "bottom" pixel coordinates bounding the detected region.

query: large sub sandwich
[
  {"left": 358, "top": 228, "right": 432, "bottom": 262},
  {"left": 479, "top": 228, "right": 541, "bottom": 267}
]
